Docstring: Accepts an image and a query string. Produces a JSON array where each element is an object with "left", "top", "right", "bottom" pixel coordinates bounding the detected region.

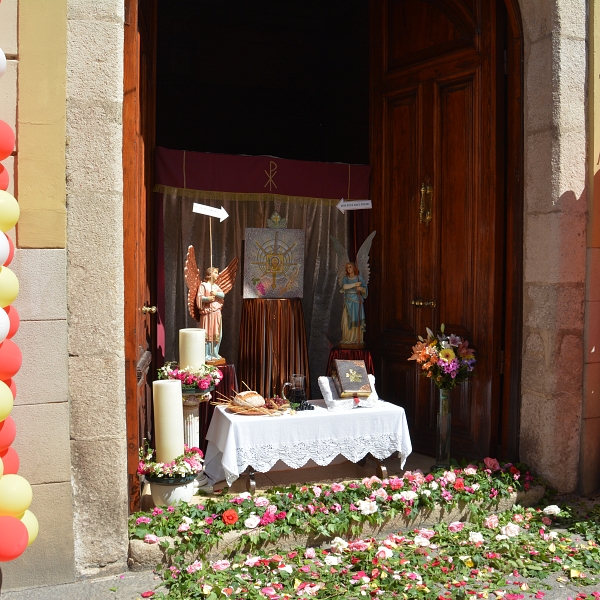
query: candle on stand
[
  {"left": 179, "top": 328, "right": 205, "bottom": 369},
  {"left": 153, "top": 379, "right": 185, "bottom": 464}
]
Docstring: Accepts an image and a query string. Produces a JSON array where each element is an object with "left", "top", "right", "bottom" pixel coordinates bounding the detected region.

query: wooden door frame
[
  {"left": 123, "top": 0, "right": 158, "bottom": 512},
  {"left": 368, "top": 0, "right": 524, "bottom": 460}
]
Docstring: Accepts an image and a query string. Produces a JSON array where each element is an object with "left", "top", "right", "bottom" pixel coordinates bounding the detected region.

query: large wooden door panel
[{"left": 371, "top": 0, "right": 504, "bottom": 460}]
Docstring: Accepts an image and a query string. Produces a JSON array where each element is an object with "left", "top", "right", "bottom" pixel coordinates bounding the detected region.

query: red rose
[
  {"left": 222, "top": 509, "right": 239, "bottom": 525},
  {"left": 453, "top": 478, "right": 465, "bottom": 491}
]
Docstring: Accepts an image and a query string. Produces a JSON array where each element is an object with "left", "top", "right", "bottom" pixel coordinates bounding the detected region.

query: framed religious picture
[{"left": 243, "top": 228, "right": 305, "bottom": 298}]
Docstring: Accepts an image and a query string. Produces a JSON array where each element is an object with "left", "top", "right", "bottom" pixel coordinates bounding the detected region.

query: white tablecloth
[{"left": 203, "top": 400, "right": 412, "bottom": 486}]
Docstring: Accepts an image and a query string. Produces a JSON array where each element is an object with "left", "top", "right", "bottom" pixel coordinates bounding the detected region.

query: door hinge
[{"left": 499, "top": 349, "right": 505, "bottom": 375}]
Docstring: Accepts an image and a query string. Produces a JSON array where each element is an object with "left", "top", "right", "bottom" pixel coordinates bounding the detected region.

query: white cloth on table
[{"left": 203, "top": 399, "right": 412, "bottom": 486}]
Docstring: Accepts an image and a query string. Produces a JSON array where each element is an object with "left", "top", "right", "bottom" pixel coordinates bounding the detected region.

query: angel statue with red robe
[{"left": 185, "top": 246, "right": 238, "bottom": 365}]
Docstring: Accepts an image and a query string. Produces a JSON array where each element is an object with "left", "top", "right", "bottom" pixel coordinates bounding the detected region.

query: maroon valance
[{"left": 154, "top": 146, "right": 370, "bottom": 204}]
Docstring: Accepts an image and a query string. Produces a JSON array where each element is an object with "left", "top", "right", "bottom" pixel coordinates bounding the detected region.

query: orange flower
[{"left": 222, "top": 509, "right": 239, "bottom": 525}]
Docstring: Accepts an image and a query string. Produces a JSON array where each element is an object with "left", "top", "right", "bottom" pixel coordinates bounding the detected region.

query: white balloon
[
  {"left": 0, "top": 49, "right": 5, "bottom": 79},
  {"left": 0, "top": 307, "right": 9, "bottom": 342},
  {"left": 0, "top": 232, "right": 8, "bottom": 265}
]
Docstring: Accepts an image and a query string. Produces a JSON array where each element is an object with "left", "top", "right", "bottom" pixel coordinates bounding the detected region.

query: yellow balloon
[
  {"left": 0, "top": 380, "right": 12, "bottom": 422},
  {"left": 20, "top": 509, "right": 38, "bottom": 546},
  {"left": 0, "top": 191, "right": 19, "bottom": 233},
  {"left": 0, "top": 474, "right": 32, "bottom": 517},
  {"left": 0, "top": 266, "right": 18, "bottom": 307}
]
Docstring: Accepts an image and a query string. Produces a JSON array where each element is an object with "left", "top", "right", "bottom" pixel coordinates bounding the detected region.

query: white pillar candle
[
  {"left": 179, "top": 328, "right": 206, "bottom": 370},
  {"left": 153, "top": 380, "right": 185, "bottom": 464}
]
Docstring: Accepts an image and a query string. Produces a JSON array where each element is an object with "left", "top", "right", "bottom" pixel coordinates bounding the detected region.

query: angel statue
[
  {"left": 330, "top": 231, "right": 376, "bottom": 349},
  {"left": 184, "top": 246, "right": 239, "bottom": 365}
]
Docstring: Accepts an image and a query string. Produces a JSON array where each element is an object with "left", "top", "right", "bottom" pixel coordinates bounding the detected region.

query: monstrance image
[{"left": 243, "top": 228, "right": 305, "bottom": 298}]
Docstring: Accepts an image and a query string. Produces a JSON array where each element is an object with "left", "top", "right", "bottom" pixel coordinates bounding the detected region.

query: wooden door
[
  {"left": 124, "top": 0, "right": 157, "bottom": 512},
  {"left": 369, "top": 0, "right": 516, "bottom": 459}
]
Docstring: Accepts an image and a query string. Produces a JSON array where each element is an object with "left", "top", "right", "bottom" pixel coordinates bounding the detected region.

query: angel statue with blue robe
[{"left": 330, "top": 231, "right": 376, "bottom": 349}]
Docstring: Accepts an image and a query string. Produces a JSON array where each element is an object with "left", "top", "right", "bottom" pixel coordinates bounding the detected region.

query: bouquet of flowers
[
  {"left": 158, "top": 362, "right": 223, "bottom": 391},
  {"left": 137, "top": 441, "right": 204, "bottom": 480},
  {"left": 409, "top": 324, "right": 476, "bottom": 390}
]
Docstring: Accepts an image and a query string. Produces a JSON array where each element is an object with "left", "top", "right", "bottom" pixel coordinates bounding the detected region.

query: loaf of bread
[{"left": 233, "top": 390, "right": 265, "bottom": 408}]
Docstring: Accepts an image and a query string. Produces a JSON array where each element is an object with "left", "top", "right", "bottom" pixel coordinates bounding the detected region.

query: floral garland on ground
[
  {"left": 158, "top": 362, "right": 223, "bottom": 390},
  {"left": 137, "top": 443, "right": 204, "bottom": 479},
  {"left": 128, "top": 460, "right": 600, "bottom": 598}
]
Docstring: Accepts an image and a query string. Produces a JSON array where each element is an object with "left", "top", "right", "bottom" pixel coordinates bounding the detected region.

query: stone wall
[
  {"left": 518, "top": 0, "right": 588, "bottom": 493},
  {"left": 65, "top": 0, "right": 128, "bottom": 577}
]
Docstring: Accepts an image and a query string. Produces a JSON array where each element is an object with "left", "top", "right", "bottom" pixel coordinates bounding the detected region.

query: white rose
[
  {"left": 500, "top": 523, "right": 520, "bottom": 537},
  {"left": 430, "top": 481, "right": 439, "bottom": 490},
  {"left": 495, "top": 534, "right": 508, "bottom": 541},
  {"left": 471, "top": 483, "right": 480, "bottom": 491},
  {"left": 244, "top": 515, "right": 261, "bottom": 529},
  {"left": 181, "top": 516, "right": 193, "bottom": 524},
  {"left": 468, "top": 531, "right": 484, "bottom": 544},
  {"left": 330, "top": 537, "right": 349, "bottom": 554},
  {"left": 543, "top": 505, "right": 561, "bottom": 516},
  {"left": 421, "top": 489, "right": 431, "bottom": 497},
  {"left": 324, "top": 555, "right": 341, "bottom": 566},
  {"left": 357, "top": 500, "right": 378, "bottom": 515},
  {"left": 413, "top": 535, "right": 431, "bottom": 547}
]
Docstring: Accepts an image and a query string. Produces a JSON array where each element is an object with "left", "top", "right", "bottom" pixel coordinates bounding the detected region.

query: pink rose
[
  {"left": 464, "top": 465, "right": 478, "bottom": 475},
  {"left": 136, "top": 516, "right": 151, "bottom": 525},
  {"left": 416, "top": 528, "right": 435, "bottom": 540},
  {"left": 178, "top": 523, "right": 190, "bottom": 533},
  {"left": 330, "top": 482, "right": 346, "bottom": 493},
  {"left": 312, "top": 486, "right": 322, "bottom": 497},
  {"left": 448, "top": 521, "right": 464, "bottom": 533},
  {"left": 144, "top": 534, "right": 159, "bottom": 544},
  {"left": 211, "top": 560, "right": 231, "bottom": 571},
  {"left": 254, "top": 496, "right": 270, "bottom": 507},
  {"left": 483, "top": 514, "right": 499, "bottom": 529},
  {"left": 484, "top": 457, "right": 501, "bottom": 472},
  {"left": 304, "top": 548, "right": 316, "bottom": 559},
  {"left": 542, "top": 517, "right": 552, "bottom": 525}
]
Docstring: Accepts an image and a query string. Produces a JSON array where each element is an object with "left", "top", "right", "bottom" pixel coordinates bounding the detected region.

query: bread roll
[{"left": 233, "top": 390, "right": 265, "bottom": 408}]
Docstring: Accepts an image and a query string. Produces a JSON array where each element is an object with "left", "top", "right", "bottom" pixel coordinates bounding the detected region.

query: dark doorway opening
[{"left": 156, "top": 0, "right": 370, "bottom": 165}]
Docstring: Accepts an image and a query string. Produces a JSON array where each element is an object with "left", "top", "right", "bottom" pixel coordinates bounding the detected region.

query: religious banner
[{"left": 243, "top": 228, "right": 305, "bottom": 298}]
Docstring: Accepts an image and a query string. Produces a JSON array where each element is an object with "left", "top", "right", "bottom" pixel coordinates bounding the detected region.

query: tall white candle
[
  {"left": 179, "top": 328, "right": 206, "bottom": 369},
  {"left": 153, "top": 380, "right": 185, "bottom": 464}
]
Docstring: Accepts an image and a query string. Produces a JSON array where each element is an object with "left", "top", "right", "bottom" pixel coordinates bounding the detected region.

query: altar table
[{"left": 203, "top": 400, "right": 412, "bottom": 488}]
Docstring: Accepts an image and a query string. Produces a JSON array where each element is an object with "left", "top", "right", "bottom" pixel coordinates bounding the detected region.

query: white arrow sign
[
  {"left": 192, "top": 203, "right": 229, "bottom": 222},
  {"left": 336, "top": 198, "right": 372, "bottom": 214}
]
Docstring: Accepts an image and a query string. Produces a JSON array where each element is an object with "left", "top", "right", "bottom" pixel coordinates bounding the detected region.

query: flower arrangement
[
  {"left": 409, "top": 323, "right": 476, "bottom": 390},
  {"left": 129, "top": 462, "right": 600, "bottom": 599},
  {"left": 158, "top": 362, "right": 223, "bottom": 391},
  {"left": 137, "top": 441, "right": 204, "bottom": 481}
]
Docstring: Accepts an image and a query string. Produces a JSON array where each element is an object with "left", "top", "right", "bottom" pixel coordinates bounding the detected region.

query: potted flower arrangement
[
  {"left": 158, "top": 362, "right": 223, "bottom": 393},
  {"left": 409, "top": 324, "right": 476, "bottom": 468},
  {"left": 138, "top": 441, "right": 204, "bottom": 506}
]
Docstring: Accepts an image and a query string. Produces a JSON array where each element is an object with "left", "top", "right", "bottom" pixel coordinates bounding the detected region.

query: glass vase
[{"left": 435, "top": 387, "right": 451, "bottom": 469}]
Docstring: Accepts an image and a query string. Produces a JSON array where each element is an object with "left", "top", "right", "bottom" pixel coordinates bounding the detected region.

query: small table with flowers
[{"left": 203, "top": 399, "right": 412, "bottom": 493}]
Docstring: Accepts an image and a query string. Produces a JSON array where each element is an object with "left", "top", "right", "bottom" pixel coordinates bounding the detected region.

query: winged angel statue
[
  {"left": 184, "top": 246, "right": 239, "bottom": 364},
  {"left": 330, "top": 231, "right": 376, "bottom": 348}
]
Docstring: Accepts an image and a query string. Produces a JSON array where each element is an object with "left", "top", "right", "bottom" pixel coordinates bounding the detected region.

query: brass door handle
[
  {"left": 419, "top": 176, "right": 433, "bottom": 226},
  {"left": 411, "top": 299, "right": 436, "bottom": 308},
  {"left": 141, "top": 305, "right": 157, "bottom": 314}
]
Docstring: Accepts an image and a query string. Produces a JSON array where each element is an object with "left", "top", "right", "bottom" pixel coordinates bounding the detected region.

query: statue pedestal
[
  {"left": 238, "top": 298, "right": 310, "bottom": 399},
  {"left": 182, "top": 394, "right": 202, "bottom": 449}
]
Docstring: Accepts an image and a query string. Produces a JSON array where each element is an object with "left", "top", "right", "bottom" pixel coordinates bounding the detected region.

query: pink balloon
[
  {"left": 0, "top": 516, "right": 28, "bottom": 562},
  {"left": 0, "top": 164, "right": 8, "bottom": 191},
  {"left": 0, "top": 339, "right": 22, "bottom": 379},
  {"left": 0, "top": 446, "right": 19, "bottom": 474},
  {"left": 0, "top": 416, "right": 16, "bottom": 451},
  {"left": 0, "top": 121, "right": 15, "bottom": 162},
  {"left": 3, "top": 235, "right": 14, "bottom": 266},
  {"left": 4, "top": 305, "right": 19, "bottom": 338}
]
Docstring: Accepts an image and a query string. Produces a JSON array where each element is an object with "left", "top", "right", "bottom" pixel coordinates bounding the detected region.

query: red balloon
[
  {"left": 0, "top": 416, "right": 16, "bottom": 451},
  {"left": 0, "top": 515, "right": 28, "bottom": 561},
  {"left": 0, "top": 121, "right": 15, "bottom": 162},
  {"left": 0, "top": 339, "right": 22, "bottom": 379},
  {"left": 0, "top": 164, "right": 8, "bottom": 191},
  {"left": 4, "top": 305, "right": 19, "bottom": 338},
  {"left": 0, "top": 446, "right": 19, "bottom": 474},
  {"left": 1, "top": 378, "right": 16, "bottom": 399},
  {"left": 3, "top": 235, "right": 14, "bottom": 266}
]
